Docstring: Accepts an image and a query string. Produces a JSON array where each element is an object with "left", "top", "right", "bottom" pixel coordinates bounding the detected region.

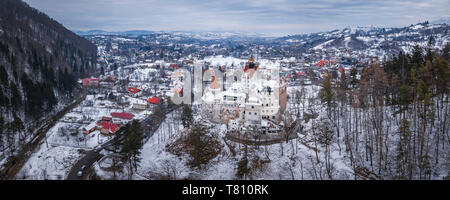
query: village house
[
  {"left": 82, "top": 78, "right": 99, "bottom": 87},
  {"left": 132, "top": 103, "right": 148, "bottom": 110},
  {"left": 110, "top": 112, "right": 134, "bottom": 124},
  {"left": 98, "top": 121, "right": 120, "bottom": 135}
]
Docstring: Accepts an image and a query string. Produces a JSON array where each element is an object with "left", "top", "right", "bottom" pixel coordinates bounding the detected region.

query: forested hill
[
  {"left": 0, "top": 0, "right": 97, "bottom": 113},
  {"left": 0, "top": 0, "right": 97, "bottom": 148}
]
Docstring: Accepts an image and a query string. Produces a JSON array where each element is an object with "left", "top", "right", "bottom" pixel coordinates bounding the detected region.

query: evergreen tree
[
  {"left": 8, "top": 113, "right": 24, "bottom": 139},
  {"left": 121, "top": 120, "right": 144, "bottom": 176},
  {"left": 441, "top": 43, "right": 450, "bottom": 61},
  {"left": 337, "top": 71, "right": 348, "bottom": 103},
  {"left": 187, "top": 123, "right": 213, "bottom": 169},
  {"left": 349, "top": 68, "right": 358, "bottom": 88},
  {"left": 397, "top": 84, "right": 413, "bottom": 116},
  {"left": 319, "top": 73, "right": 334, "bottom": 115},
  {"left": 181, "top": 104, "right": 193, "bottom": 128},
  {"left": 9, "top": 81, "right": 21, "bottom": 110},
  {"left": 396, "top": 118, "right": 411, "bottom": 179},
  {"left": 0, "top": 87, "right": 9, "bottom": 107},
  {"left": 236, "top": 156, "right": 249, "bottom": 179},
  {"left": 0, "top": 65, "right": 8, "bottom": 85},
  {"left": 411, "top": 45, "right": 424, "bottom": 68},
  {"left": 0, "top": 116, "right": 4, "bottom": 148}
]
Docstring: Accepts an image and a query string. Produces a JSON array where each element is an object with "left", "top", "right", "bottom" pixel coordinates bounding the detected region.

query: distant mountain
[
  {"left": 75, "top": 29, "right": 269, "bottom": 40},
  {"left": 431, "top": 17, "right": 450, "bottom": 25},
  {"left": 276, "top": 22, "right": 450, "bottom": 58},
  {"left": 74, "top": 30, "right": 154, "bottom": 36},
  {"left": 0, "top": 0, "right": 97, "bottom": 122},
  {"left": 169, "top": 31, "right": 269, "bottom": 40},
  {"left": 79, "top": 22, "right": 449, "bottom": 60}
]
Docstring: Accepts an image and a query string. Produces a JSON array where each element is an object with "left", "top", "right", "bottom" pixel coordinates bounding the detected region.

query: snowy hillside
[{"left": 279, "top": 22, "right": 449, "bottom": 58}]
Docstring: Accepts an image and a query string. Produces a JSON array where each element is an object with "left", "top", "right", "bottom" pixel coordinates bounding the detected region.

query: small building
[
  {"left": 128, "top": 87, "right": 140, "bottom": 94},
  {"left": 98, "top": 121, "right": 120, "bottom": 135},
  {"left": 132, "top": 103, "right": 147, "bottom": 110},
  {"left": 82, "top": 78, "right": 99, "bottom": 87},
  {"left": 101, "top": 116, "right": 112, "bottom": 122},
  {"left": 169, "top": 64, "right": 178, "bottom": 70},
  {"left": 147, "top": 97, "right": 161, "bottom": 104},
  {"left": 82, "top": 123, "right": 98, "bottom": 135},
  {"left": 110, "top": 112, "right": 134, "bottom": 120},
  {"left": 103, "top": 75, "right": 117, "bottom": 82},
  {"left": 317, "top": 60, "right": 329, "bottom": 67}
]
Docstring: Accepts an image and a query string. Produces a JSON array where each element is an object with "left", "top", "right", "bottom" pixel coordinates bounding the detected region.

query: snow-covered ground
[
  {"left": 93, "top": 81, "right": 446, "bottom": 180},
  {"left": 201, "top": 55, "right": 283, "bottom": 70},
  {"left": 16, "top": 91, "right": 151, "bottom": 179},
  {"left": 14, "top": 54, "right": 448, "bottom": 180},
  {"left": 92, "top": 85, "right": 355, "bottom": 180},
  {"left": 16, "top": 144, "right": 83, "bottom": 180}
]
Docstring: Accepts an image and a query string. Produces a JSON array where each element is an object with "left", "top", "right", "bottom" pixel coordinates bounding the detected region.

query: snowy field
[{"left": 16, "top": 145, "right": 83, "bottom": 180}]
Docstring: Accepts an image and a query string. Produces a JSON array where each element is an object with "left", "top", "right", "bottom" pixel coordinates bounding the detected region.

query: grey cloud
[{"left": 24, "top": 0, "right": 450, "bottom": 36}]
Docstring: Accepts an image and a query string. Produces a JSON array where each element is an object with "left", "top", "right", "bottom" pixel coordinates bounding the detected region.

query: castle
[{"left": 200, "top": 57, "right": 287, "bottom": 135}]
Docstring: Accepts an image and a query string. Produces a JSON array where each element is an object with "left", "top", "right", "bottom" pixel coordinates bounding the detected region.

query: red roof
[
  {"left": 147, "top": 97, "right": 161, "bottom": 104},
  {"left": 128, "top": 87, "right": 140, "bottom": 93},
  {"left": 110, "top": 112, "right": 134, "bottom": 120},
  {"left": 82, "top": 78, "right": 99, "bottom": 86},
  {"left": 102, "top": 116, "right": 112, "bottom": 121},
  {"left": 286, "top": 74, "right": 292, "bottom": 78},
  {"left": 173, "top": 88, "right": 183, "bottom": 95},
  {"left": 317, "top": 60, "right": 329, "bottom": 67},
  {"left": 98, "top": 121, "right": 119, "bottom": 133},
  {"left": 82, "top": 78, "right": 89, "bottom": 85},
  {"left": 296, "top": 72, "right": 305, "bottom": 76},
  {"left": 170, "top": 64, "right": 178, "bottom": 69},
  {"left": 339, "top": 67, "right": 345, "bottom": 73},
  {"left": 243, "top": 65, "right": 258, "bottom": 72}
]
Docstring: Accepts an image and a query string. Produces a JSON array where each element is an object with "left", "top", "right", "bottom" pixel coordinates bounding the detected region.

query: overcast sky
[{"left": 24, "top": 0, "right": 449, "bottom": 36}]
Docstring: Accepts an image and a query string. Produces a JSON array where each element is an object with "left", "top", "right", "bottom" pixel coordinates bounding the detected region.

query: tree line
[{"left": 316, "top": 43, "right": 449, "bottom": 179}]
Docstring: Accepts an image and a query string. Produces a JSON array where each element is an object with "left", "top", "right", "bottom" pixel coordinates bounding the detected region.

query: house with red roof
[
  {"left": 110, "top": 112, "right": 134, "bottom": 120},
  {"left": 82, "top": 78, "right": 99, "bottom": 87},
  {"left": 147, "top": 97, "right": 161, "bottom": 104},
  {"left": 317, "top": 60, "right": 329, "bottom": 67},
  {"left": 98, "top": 121, "right": 119, "bottom": 135},
  {"left": 128, "top": 87, "right": 140, "bottom": 93},
  {"left": 102, "top": 116, "right": 112, "bottom": 122},
  {"left": 103, "top": 75, "right": 117, "bottom": 82}
]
